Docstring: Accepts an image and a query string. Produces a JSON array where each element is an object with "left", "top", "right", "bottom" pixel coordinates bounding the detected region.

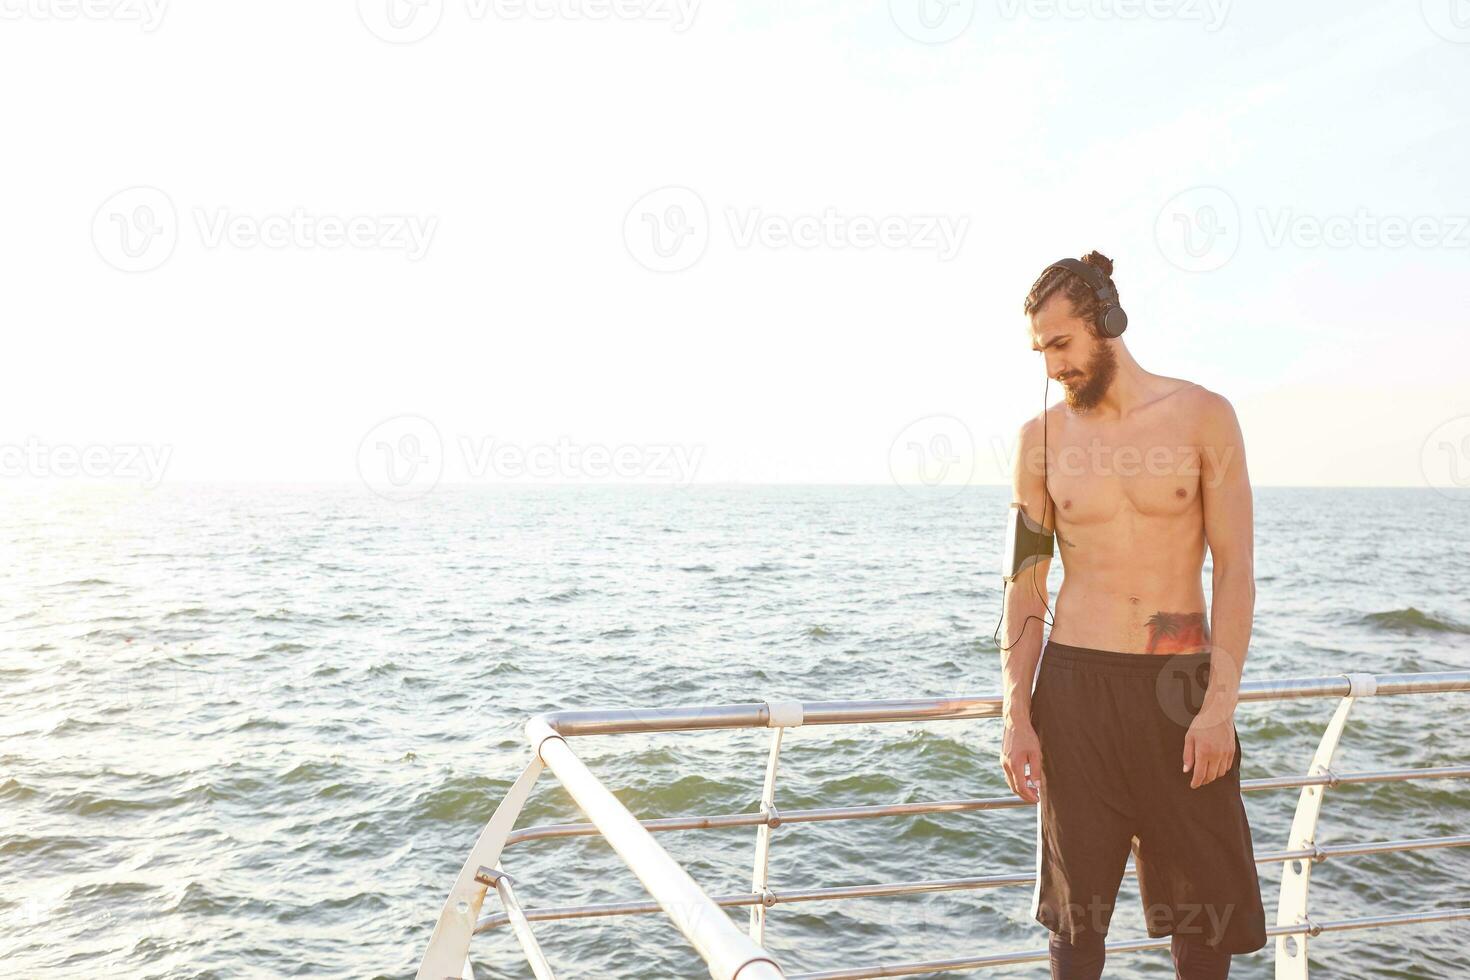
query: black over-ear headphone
[{"left": 1042, "top": 258, "right": 1129, "bottom": 338}]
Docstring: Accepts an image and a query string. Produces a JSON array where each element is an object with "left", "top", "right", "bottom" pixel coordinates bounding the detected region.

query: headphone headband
[{"left": 1039, "top": 257, "right": 1129, "bottom": 338}]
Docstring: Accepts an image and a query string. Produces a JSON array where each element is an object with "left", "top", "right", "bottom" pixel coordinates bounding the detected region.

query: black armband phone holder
[{"left": 1002, "top": 502, "right": 1055, "bottom": 582}]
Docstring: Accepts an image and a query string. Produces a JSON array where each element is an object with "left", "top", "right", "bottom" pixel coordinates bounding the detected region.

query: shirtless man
[{"left": 998, "top": 252, "right": 1267, "bottom": 979}]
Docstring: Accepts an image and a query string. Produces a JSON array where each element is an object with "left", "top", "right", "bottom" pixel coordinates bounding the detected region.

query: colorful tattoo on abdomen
[{"left": 1145, "top": 612, "right": 1210, "bottom": 654}]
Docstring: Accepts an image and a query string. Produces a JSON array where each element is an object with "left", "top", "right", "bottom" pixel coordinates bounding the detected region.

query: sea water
[{"left": 3, "top": 485, "right": 1467, "bottom": 978}]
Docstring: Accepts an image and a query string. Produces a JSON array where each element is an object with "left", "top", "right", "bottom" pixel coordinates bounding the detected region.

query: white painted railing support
[
  {"left": 750, "top": 699, "right": 803, "bottom": 943},
  {"left": 418, "top": 757, "right": 545, "bottom": 980},
  {"left": 1274, "top": 684, "right": 1365, "bottom": 979}
]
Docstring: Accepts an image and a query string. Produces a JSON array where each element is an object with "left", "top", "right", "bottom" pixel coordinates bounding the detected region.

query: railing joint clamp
[
  {"left": 1302, "top": 914, "right": 1322, "bottom": 937},
  {"left": 475, "top": 866, "right": 513, "bottom": 887},
  {"left": 760, "top": 887, "right": 778, "bottom": 909},
  {"left": 1311, "top": 845, "right": 1327, "bottom": 864},
  {"left": 1342, "top": 672, "right": 1378, "bottom": 698},
  {"left": 764, "top": 803, "right": 782, "bottom": 829}
]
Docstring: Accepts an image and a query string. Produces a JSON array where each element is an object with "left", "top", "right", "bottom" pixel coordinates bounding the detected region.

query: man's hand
[
  {"left": 1183, "top": 715, "right": 1236, "bottom": 789},
  {"left": 1002, "top": 722, "right": 1043, "bottom": 803}
]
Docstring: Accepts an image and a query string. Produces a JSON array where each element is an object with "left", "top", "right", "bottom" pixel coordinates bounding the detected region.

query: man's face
[{"left": 1030, "top": 295, "right": 1117, "bottom": 411}]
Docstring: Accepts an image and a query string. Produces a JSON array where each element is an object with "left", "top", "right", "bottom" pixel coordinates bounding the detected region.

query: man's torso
[{"left": 1041, "top": 378, "right": 1214, "bottom": 654}]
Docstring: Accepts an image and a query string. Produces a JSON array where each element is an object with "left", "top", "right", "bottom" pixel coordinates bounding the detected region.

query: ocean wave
[
  {"left": 0, "top": 834, "right": 93, "bottom": 862},
  {"left": 0, "top": 778, "right": 39, "bottom": 803},
  {"left": 1361, "top": 607, "right": 1470, "bottom": 635}
]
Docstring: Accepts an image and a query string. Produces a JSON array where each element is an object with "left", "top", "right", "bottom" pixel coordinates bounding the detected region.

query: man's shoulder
[
  {"left": 1017, "top": 403, "right": 1068, "bottom": 443},
  {"left": 1163, "top": 382, "right": 1243, "bottom": 447},
  {"left": 1160, "top": 379, "right": 1237, "bottom": 421},
  {"left": 1185, "top": 383, "right": 1239, "bottom": 424}
]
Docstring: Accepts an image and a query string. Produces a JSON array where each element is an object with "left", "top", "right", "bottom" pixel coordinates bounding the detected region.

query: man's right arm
[{"left": 999, "top": 415, "right": 1054, "bottom": 803}]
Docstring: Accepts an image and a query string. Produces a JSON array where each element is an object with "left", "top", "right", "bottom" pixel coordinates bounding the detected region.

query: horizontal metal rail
[
  {"left": 532, "top": 672, "right": 1470, "bottom": 738},
  {"left": 477, "top": 832, "right": 1470, "bottom": 933},
  {"left": 782, "top": 907, "right": 1470, "bottom": 980},
  {"left": 498, "top": 765, "right": 1470, "bottom": 848}
]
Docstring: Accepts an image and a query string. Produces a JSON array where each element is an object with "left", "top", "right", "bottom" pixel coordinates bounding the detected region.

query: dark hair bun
[{"left": 1080, "top": 251, "right": 1114, "bottom": 277}]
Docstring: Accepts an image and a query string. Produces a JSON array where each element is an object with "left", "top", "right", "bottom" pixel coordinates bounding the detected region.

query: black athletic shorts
[{"left": 1030, "top": 640, "right": 1268, "bottom": 954}]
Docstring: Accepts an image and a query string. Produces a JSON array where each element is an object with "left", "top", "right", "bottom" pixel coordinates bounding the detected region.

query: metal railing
[{"left": 416, "top": 670, "right": 1470, "bottom": 980}]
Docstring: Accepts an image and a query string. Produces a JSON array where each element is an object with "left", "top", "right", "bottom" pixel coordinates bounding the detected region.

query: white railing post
[
  {"left": 750, "top": 700, "right": 803, "bottom": 944},
  {"left": 1275, "top": 673, "right": 1375, "bottom": 978},
  {"left": 418, "top": 756, "right": 545, "bottom": 980}
]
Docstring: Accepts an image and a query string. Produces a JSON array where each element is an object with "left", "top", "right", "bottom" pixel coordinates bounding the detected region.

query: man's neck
[{"left": 1074, "top": 359, "right": 1158, "bottom": 421}]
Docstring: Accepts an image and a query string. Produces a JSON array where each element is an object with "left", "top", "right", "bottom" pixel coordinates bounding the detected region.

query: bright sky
[{"left": 3, "top": 0, "right": 1468, "bottom": 492}]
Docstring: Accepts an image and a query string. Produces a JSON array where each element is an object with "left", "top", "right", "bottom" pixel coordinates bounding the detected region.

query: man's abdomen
[{"left": 1049, "top": 577, "right": 1211, "bottom": 655}]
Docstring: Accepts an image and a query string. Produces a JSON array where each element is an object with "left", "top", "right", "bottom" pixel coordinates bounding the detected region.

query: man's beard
[{"left": 1060, "top": 339, "right": 1118, "bottom": 411}]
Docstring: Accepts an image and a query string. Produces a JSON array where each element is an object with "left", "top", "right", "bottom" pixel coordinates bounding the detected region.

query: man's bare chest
[{"left": 1043, "top": 417, "right": 1202, "bottom": 524}]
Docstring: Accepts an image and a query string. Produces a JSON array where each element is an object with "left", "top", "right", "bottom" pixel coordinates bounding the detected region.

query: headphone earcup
[{"left": 1101, "top": 306, "right": 1128, "bottom": 338}]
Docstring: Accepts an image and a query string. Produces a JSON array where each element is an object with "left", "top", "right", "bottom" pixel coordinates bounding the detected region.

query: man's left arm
[{"left": 1187, "top": 390, "right": 1256, "bottom": 789}]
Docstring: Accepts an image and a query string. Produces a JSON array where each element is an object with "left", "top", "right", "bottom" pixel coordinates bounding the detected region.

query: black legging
[{"left": 1048, "top": 931, "right": 1233, "bottom": 979}]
